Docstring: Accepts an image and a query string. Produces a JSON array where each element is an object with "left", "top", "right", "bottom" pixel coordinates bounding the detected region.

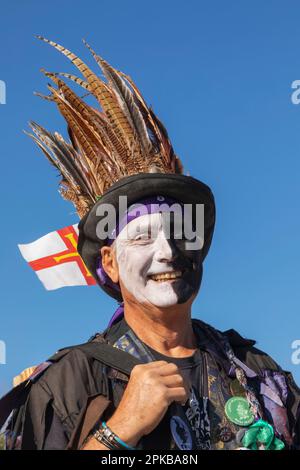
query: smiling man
[
  {"left": 1, "top": 37, "right": 300, "bottom": 451},
  {"left": 107, "top": 210, "right": 203, "bottom": 307},
  {"left": 80, "top": 196, "right": 208, "bottom": 450}
]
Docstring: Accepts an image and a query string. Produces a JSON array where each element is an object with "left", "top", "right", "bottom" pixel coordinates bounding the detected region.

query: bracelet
[
  {"left": 93, "top": 428, "right": 118, "bottom": 450},
  {"left": 93, "top": 421, "right": 137, "bottom": 450},
  {"left": 103, "top": 421, "right": 137, "bottom": 450}
]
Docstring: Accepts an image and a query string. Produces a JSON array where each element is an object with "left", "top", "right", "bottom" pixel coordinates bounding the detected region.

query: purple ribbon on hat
[{"left": 95, "top": 195, "right": 183, "bottom": 326}]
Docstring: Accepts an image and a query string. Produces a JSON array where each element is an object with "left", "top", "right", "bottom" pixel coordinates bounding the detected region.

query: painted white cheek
[
  {"left": 113, "top": 216, "right": 153, "bottom": 301},
  {"left": 146, "top": 280, "right": 179, "bottom": 306},
  {"left": 115, "top": 240, "right": 150, "bottom": 302}
]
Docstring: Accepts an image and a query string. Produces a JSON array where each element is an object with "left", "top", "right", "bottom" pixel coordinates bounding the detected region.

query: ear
[{"left": 100, "top": 246, "right": 119, "bottom": 284}]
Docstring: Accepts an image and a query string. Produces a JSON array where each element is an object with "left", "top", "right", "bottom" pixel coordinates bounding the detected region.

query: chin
[
  {"left": 145, "top": 279, "right": 195, "bottom": 305},
  {"left": 138, "top": 290, "right": 177, "bottom": 308}
]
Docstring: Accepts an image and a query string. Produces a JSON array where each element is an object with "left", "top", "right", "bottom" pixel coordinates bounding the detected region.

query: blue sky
[{"left": 1, "top": 0, "right": 300, "bottom": 396}]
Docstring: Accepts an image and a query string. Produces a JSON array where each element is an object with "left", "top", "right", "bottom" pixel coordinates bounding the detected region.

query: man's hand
[{"left": 81, "top": 360, "right": 188, "bottom": 450}]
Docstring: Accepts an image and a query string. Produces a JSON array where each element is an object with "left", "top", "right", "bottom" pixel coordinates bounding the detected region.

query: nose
[{"left": 152, "top": 230, "right": 176, "bottom": 263}]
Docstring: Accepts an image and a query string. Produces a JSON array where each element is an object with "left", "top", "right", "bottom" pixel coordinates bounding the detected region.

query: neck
[{"left": 123, "top": 298, "right": 198, "bottom": 358}]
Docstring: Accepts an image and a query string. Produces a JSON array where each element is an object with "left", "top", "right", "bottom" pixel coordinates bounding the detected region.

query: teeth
[{"left": 150, "top": 271, "right": 182, "bottom": 281}]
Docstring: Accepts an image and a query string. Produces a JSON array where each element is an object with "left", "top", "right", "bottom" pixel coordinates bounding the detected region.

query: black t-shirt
[
  {"left": 142, "top": 342, "right": 203, "bottom": 390},
  {"left": 139, "top": 343, "right": 210, "bottom": 450}
]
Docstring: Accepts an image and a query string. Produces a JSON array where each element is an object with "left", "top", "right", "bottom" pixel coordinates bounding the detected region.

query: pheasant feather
[{"left": 27, "top": 37, "right": 184, "bottom": 217}]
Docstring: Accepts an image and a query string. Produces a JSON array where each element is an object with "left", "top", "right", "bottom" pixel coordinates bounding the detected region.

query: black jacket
[{"left": 2, "top": 318, "right": 300, "bottom": 450}]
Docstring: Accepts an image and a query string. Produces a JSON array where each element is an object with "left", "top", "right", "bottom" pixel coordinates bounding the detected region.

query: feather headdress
[{"left": 26, "top": 37, "right": 184, "bottom": 218}]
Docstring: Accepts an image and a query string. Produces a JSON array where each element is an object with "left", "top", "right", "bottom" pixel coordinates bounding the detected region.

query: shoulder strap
[
  {"left": 71, "top": 341, "right": 143, "bottom": 376},
  {"left": 0, "top": 340, "right": 142, "bottom": 431}
]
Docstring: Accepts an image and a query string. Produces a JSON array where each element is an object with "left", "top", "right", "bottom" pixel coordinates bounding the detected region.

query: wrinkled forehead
[
  {"left": 116, "top": 209, "right": 194, "bottom": 242},
  {"left": 116, "top": 213, "right": 164, "bottom": 241}
]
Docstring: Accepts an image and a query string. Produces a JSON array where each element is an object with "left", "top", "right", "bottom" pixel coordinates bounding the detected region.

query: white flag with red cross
[{"left": 18, "top": 224, "right": 96, "bottom": 290}]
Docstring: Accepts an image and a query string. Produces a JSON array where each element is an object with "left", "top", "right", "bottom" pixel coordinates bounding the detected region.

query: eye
[
  {"left": 134, "top": 231, "right": 152, "bottom": 241},
  {"left": 133, "top": 226, "right": 154, "bottom": 241},
  {"left": 135, "top": 234, "right": 147, "bottom": 240}
]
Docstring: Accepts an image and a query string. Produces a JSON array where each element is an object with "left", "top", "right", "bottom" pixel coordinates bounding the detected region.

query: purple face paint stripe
[{"left": 107, "top": 196, "right": 184, "bottom": 245}]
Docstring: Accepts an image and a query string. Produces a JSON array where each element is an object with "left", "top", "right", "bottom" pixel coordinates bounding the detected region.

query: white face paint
[{"left": 113, "top": 212, "right": 202, "bottom": 307}]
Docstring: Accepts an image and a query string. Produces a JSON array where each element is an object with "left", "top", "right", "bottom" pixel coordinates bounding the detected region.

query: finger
[
  {"left": 166, "top": 387, "right": 188, "bottom": 404},
  {"left": 162, "top": 374, "right": 185, "bottom": 388},
  {"left": 156, "top": 362, "right": 181, "bottom": 376}
]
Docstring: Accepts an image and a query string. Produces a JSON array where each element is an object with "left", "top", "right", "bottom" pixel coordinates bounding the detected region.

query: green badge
[{"left": 225, "top": 397, "right": 254, "bottom": 426}]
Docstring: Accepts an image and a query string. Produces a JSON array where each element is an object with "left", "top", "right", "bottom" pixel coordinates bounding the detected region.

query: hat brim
[{"left": 78, "top": 173, "right": 216, "bottom": 301}]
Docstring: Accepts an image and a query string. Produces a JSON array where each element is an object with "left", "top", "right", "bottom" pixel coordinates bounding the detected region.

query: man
[{"left": 0, "top": 37, "right": 299, "bottom": 450}]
